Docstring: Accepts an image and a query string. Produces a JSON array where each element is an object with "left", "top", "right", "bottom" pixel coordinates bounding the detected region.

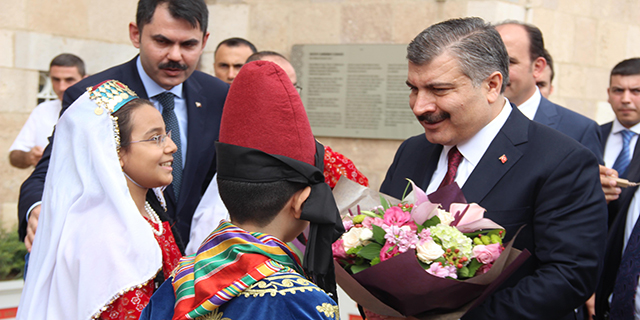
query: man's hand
[
  {"left": 585, "top": 294, "right": 595, "bottom": 320},
  {"left": 28, "top": 146, "right": 44, "bottom": 166},
  {"left": 25, "top": 204, "right": 41, "bottom": 252},
  {"left": 600, "top": 165, "right": 621, "bottom": 203},
  {"left": 9, "top": 146, "right": 44, "bottom": 169}
]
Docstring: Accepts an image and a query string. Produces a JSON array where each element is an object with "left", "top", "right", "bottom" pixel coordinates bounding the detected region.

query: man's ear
[
  {"left": 129, "top": 22, "right": 141, "bottom": 49},
  {"left": 201, "top": 31, "right": 210, "bottom": 50},
  {"left": 484, "top": 71, "right": 503, "bottom": 104},
  {"left": 291, "top": 186, "right": 311, "bottom": 219},
  {"left": 532, "top": 56, "right": 547, "bottom": 79}
]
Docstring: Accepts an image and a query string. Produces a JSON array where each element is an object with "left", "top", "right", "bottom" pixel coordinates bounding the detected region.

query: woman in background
[{"left": 17, "top": 80, "right": 182, "bottom": 320}]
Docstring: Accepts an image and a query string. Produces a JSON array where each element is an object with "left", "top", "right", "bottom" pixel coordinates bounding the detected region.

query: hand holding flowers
[{"left": 331, "top": 178, "right": 531, "bottom": 318}]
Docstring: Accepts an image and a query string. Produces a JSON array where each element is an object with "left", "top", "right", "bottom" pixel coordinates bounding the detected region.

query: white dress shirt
[
  {"left": 603, "top": 118, "right": 640, "bottom": 168},
  {"left": 426, "top": 98, "right": 513, "bottom": 194},
  {"left": 136, "top": 57, "right": 188, "bottom": 168},
  {"left": 10, "top": 99, "right": 61, "bottom": 152},
  {"left": 516, "top": 86, "right": 542, "bottom": 120}
]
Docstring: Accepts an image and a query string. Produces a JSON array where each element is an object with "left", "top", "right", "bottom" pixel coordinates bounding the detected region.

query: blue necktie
[
  {"left": 613, "top": 130, "right": 635, "bottom": 179},
  {"left": 156, "top": 92, "right": 182, "bottom": 200},
  {"left": 610, "top": 215, "right": 640, "bottom": 319}
]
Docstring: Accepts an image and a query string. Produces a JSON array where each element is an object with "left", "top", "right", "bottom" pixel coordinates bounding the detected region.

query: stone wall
[{"left": 2, "top": 0, "right": 639, "bottom": 229}]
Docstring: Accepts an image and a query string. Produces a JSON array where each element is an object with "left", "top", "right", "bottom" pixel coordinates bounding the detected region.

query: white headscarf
[{"left": 17, "top": 84, "right": 162, "bottom": 320}]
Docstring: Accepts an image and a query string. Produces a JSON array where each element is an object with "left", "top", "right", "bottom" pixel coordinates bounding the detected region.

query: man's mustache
[
  {"left": 417, "top": 112, "right": 450, "bottom": 124},
  {"left": 159, "top": 61, "right": 188, "bottom": 70}
]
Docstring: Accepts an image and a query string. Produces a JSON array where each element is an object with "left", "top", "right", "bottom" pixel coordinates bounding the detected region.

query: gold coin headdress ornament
[{"left": 87, "top": 80, "right": 139, "bottom": 152}]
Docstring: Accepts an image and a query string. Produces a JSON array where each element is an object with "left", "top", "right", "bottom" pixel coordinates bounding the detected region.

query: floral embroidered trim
[
  {"left": 316, "top": 302, "right": 340, "bottom": 319},
  {"left": 239, "top": 273, "right": 324, "bottom": 298},
  {"left": 195, "top": 308, "right": 231, "bottom": 320},
  {"left": 90, "top": 267, "right": 162, "bottom": 319}
]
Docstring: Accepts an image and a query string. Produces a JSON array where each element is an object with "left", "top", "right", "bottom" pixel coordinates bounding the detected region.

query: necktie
[
  {"left": 613, "top": 130, "right": 635, "bottom": 179},
  {"left": 439, "top": 146, "right": 463, "bottom": 189},
  {"left": 610, "top": 215, "right": 640, "bottom": 319},
  {"left": 156, "top": 92, "right": 182, "bottom": 200}
]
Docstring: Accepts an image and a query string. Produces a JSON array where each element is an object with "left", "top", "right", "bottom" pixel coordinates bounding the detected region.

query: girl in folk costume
[{"left": 17, "top": 80, "right": 182, "bottom": 320}]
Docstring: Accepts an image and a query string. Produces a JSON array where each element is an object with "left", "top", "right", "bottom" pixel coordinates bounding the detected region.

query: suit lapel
[
  {"left": 175, "top": 76, "right": 206, "bottom": 212},
  {"left": 600, "top": 122, "right": 612, "bottom": 150},
  {"left": 420, "top": 144, "right": 443, "bottom": 189},
  {"left": 462, "top": 107, "right": 529, "bottom": 203},
  {"left": 125, "top": 56, "right": 149, "bottom": 99},
  {"left": 533, "top": 97, "right": 559, "bottom": 129}
]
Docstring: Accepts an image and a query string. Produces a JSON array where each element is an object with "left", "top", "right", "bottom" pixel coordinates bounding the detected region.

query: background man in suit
[
  {"left": 213, "top": 37, "right": 257, "bottom": 84},
  {"left": 495, "top": 21, "right": 603, "bottom": 164},
  {"left": 535, "top": 49, "right": 555, "bottom": 99},
  {"left": 380, "top": 17, "right": 606, "bottom": 319},
  {"left": 596, "top": 58, "right": 640, "bottom": 319},
  {"left": 18, "top": 0, "right": 229, "bottom": 250}
]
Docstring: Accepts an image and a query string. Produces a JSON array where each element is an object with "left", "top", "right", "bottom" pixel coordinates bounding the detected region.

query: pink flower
[
  {"left": 383, "top": 206, "right": 411, "bottom": 227},
  {"left": 362, "top": 216, "right": 384, "bottom": 229},
  {"left": 472, "top": 243, "right": 503, "bottom": 264},
  {"left": 383, "top": 225, "right": 419, "bottom": 253},
  {"left": 380, "top": 241, "right": 400, "bottom": 262},
  {"left": 476, "top": 263, "right": 493, "bottom": 275},
  {"left": 426, "top": 262, "right": 458, "bottom": 279},
  {"left": 418, "top": 228, "right": 432, "bottom": 243},
  {"left": 343, "top": 219, "right": 354, "bottom": 231},
  {"left": 332, "top": 239, "right": 348, "bottom": 260}
]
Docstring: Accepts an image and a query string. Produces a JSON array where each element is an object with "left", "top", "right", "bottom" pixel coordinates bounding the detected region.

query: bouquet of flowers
[{"left": 331, "top": 178, "right": 530, "bottom": 319}]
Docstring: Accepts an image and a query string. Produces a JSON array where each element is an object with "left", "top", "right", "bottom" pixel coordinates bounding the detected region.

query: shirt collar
[
  {"left": 612, "top": 117, "right": 640, "bottom": 135},
  {"left": 136, "top": 57, "right": 183, "bottom": 99},
  {"left": 517, "top": 86, "right": 541, "bottom": 120},
  {"left": 456, "top": 97, "right": 513, "bottom": 166}
]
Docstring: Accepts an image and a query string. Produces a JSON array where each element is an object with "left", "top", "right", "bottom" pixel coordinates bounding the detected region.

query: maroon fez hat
[{"left": 219, "top": 60, "right": 316, "bottom": 165}]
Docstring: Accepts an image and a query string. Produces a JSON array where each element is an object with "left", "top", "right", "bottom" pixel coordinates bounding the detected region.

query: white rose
[
  {"left": 342, "top": 227, "right": 364, "bottom": 251},
  {"left": 437, "top": 208, "right": 454, "bottom": 226},
  {"left": 416, "top": 239, "right": 445, "bottom": 263},
  {"left": 359, "top": 228, "right": 374, "bottom": 241}
]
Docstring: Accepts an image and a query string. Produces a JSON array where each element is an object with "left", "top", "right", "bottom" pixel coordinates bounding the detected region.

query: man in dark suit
[
  {"left": 380, "top": 17, "right": 607, "bottom": 319},
  {"left": 596, "top": 58, "right": 640, "bottom": 319},
  {"left": 18, "top": 0, "right": 228, "bottom": 248},
  {"left": 495, "top": 21, "right": 603, "bottom": 164}
]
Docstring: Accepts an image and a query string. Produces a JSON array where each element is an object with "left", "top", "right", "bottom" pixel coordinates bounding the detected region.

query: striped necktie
[
  {"left": 155, "top": 92, "right": 182, "bottom": 200},
  {"left": 613, "top": 130, "right": 635, "bottom": 179}
]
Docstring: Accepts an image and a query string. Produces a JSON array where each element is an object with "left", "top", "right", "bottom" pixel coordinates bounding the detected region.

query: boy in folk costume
[{"left": 141, "top": 60, "right": 343, "bottom": 320}]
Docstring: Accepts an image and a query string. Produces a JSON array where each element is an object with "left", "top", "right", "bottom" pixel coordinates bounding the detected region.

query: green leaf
[
  {"left": 401, "top": 180, "right": 412, "bottom": 201},
  {"left": 351, "top": 263, "right": 369, "bottom": 274},
  {"left": 370, "top": 257, "right": 381, "bottom": 266},
  {"left": 380, "top": 195, "right": 391, "bottom": 210},
  {"left": 463, "top": 229, "right": 505, "bottom": 241},
  {"left": 372, "top": 225, "right": 386, "bottom": 244},
  {"left": 358, "top": 242, "right": 383, "bottom": 260},
  {"left": 458, "top": 266, "right": 470, "bottom": 278},
  {"left": 346, "top": 246, "right": 362, "bottom": 255},
  {"left": 463, "top": 259, "right": 484, "bottom": 278},
  {"left": 422, "top": 216, "right": 441, "bottom": 228}
]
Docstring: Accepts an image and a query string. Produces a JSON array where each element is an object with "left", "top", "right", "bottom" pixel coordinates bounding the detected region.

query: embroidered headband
[{"left": 87, "top": 80, "right": 139, "bottom": 153}]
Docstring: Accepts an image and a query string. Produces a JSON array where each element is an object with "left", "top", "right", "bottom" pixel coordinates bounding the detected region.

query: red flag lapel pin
[{"left": 499, "top": 154, "right": 507, "bottom": 164}]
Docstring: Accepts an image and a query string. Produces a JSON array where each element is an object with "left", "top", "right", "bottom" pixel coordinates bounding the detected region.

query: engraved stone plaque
[{"left": 291, "top": 44, "right": 424, "bottom": 140}]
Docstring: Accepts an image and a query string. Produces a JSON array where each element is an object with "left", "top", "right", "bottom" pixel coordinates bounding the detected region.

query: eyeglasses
[{"left": 130, "top": 130, "right": 172, "bottom": 147}]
